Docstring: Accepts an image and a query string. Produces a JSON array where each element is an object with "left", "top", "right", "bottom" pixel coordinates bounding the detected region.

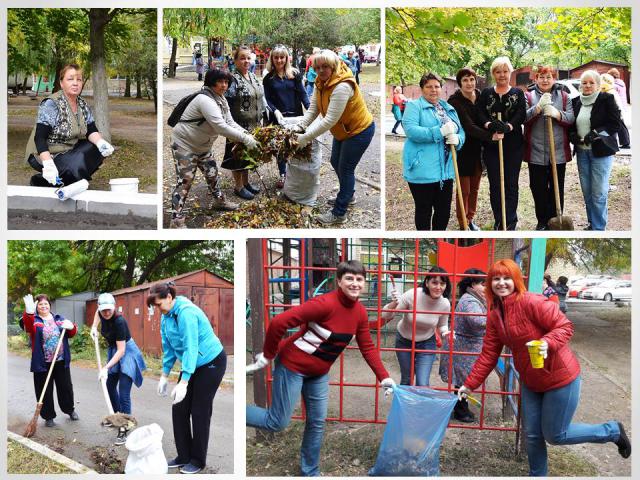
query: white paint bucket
[{"left": 110, "top": 178, "right": 139, "bottom": 193}]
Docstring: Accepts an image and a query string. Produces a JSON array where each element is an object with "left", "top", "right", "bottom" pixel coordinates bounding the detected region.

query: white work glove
[
  {"left": 274, "top": 109, "right": 285, "bottom": 125},
  {"left": 98, "top": 367, "right": 109, "bottom": 381},
  {"left": 537, "top": 92, "right": 552, "bottom": 109},
  {"left": 244, "top": 135, "right": 259, "bottom": 150},
  {"left": 440, "top": 328, "right": 456, "bottom": 343},
  {"left": 390, "top": 288, "right": 401, "bottom": 304},
  {"left": 457, "top": 385, "right": 471, "bottom": 401},
  {"left": 60, "top": 319, "right": 74, "bottom": 330},
  {"left": 291, "top": 123, "right": 305, "bottom": 134},
  {"left": 96, "top": 139, "right": 114, "bottom": 157},
  {"left": 439, "top": 121, "right": 458, "bottom": 137},
  {"left": 171, "top": 381, "right": 189, "bottom": 405},
  {"left": 23, "top": 294, "right": 36, "bottom": 315},
  {"left": 296, "top": 133, "right": 311, "bottom": 149},
  {"left": 445, "top": 133, "right": 460, "bottom": 146},
  {"left": 157, "top": 374, "right": 169, "bottom": 396},
  {"left": 90, "top": 327, "right": 99, "bottom": 342},
  {"left": 543, "top": 104, "right": 561, "bottom": 120},
  {"left": 380, "top": 377, "right": 396, "bottom": 397},
  {"left": 42, "top": 159, "right": 60, "bottom": 185},
  {"left": 537, "top": 340, "right": 549, "bottom": 359},
  {"left": 246, "top": 352, "right": 270, "bottom": 373}
]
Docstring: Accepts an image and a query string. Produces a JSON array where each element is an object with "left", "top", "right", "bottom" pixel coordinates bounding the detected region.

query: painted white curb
[{"left": 8, "top": 430, "right": 98, "bottom": 474}]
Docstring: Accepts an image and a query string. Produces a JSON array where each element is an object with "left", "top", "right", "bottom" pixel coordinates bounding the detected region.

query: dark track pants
[{"left": 33, "top": 361, "right": 76, "bottom": 420}]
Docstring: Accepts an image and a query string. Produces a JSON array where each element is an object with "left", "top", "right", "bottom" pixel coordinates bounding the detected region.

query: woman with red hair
[{"left": 458, "top": 259, "right": 630, "bottom": 475}]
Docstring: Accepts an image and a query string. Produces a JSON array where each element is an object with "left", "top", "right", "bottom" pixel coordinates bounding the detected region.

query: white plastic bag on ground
[
  {"left": 281, "top": 116, "right": 322, "bottom": 206},
  {"left": 124, "top": 423, "right": 168, "bottom": 474}
]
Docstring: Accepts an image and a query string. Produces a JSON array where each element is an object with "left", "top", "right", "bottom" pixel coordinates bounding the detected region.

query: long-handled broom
[{"left": 24, "top": 329, "right": 66, "bottom": 438}]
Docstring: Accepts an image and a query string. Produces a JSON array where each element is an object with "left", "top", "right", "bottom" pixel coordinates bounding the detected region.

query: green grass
[
  {"left": 358, "top": 63, "right": 380, "bottom": 85},
  {"left": 7, "top": 439, "right": 74, "bottom": 474}
]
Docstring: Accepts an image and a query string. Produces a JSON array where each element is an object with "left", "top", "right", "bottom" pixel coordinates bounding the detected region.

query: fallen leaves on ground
[
  {"left": 204, "top": 195, "right": 314, "bottom": 229},
  {"left": 89, "top": 446, "right": 124, "bottom": 474}
]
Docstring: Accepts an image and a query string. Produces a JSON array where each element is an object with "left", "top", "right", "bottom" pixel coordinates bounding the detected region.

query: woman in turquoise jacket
[
  {"left": 402, "top": 72, "right": 465, "bottom": 230},
  {"left": 148, "top": 282, "right": 227, "bottom": 475}
]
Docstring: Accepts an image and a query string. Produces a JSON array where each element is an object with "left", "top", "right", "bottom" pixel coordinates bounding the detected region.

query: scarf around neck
[{"left": 580, "top": 90, "right": 599, "bottom": 106}]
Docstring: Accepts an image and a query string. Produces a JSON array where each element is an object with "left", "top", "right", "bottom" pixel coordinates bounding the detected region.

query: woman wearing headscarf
[
  {"left": 448, "top": 68, "right": 502, "bottom": 230},
  {"left": 25, "top": 63, "right": 114, "bottom": 187},
  {"left": 402, "top": 72, "right": 465, "bottom": 230},
  {"left": 224, "top": 45, "right": 266, "bottom": 201},
  {"left": 293, "top": 49, "right": 376, "bottom": 225},
  {"left": 477, "top": 57, "right": 526, "bottom": 230},
  {"left": 263, "top": 44, "right": 310, "bottom": 188},
  {"left": 568, "top": 70, "right": 621, "bottom": 230},
  {"left": 22, "top": 293, "right": 79, "bottom": 427},
  {"left": 149, "top": 283, "right": 227, "bottom": 475},
  {"left": 524, "top": 66, "right": 575, "bottom": 230}
]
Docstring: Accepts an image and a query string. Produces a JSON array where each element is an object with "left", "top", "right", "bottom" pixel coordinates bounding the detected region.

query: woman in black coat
[
  {"left": 448, "top": 68, "right": 504, "bottom": 230},
  {"left": 568, "top": 70, "right": 621, "bottom": 231},
  {"left": 477, "top": 57, "right": 526, "bottom": 230}
]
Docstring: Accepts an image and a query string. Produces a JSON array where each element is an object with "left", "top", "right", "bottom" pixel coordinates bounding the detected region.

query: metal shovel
[{"left": 545, "top": 116, "right": 574, "bottom": 230}]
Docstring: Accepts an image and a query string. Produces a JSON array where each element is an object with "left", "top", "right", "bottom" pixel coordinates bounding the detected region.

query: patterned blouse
[{"left": 225, "top": 71, "right": 265, "bottom": 130}]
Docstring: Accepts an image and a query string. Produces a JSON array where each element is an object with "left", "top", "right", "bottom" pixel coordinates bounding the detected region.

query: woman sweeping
[
  {"left": 90, "top": 293, "right": 147, "bottom": 445},
  {"left": 458, "top": 259, "right": 631, "bottom": 475},
  {"left": 149, "top": 282, "right": 227, "bottom": 475}
]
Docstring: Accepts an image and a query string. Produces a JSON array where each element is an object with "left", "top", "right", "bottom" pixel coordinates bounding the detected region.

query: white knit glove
[
  {"left": 440, "top": 327, "right": 456, "bottom": 342},
  {"left": 380, "top": 377, "right": 396, "bottom": 397},
  {"left": 157, "top": 374, "right": 169, "bottom": 396},
  {"left": 60, "top": 319, "right": 75, "bottom": 330},
  {"left": 537, "top": 340, "right": 549, "bottom": 359},
  {"left": 171, "top": 381, "right": 189, "bottom": 404},
  {"left": 290, "top": 124, "right": 305, "bottom": 134},
  {"left": 439, "top": 121, "right": 458, "bottom": 137},
  {"left": 457, "top": 385, "right": 471, "bottom": 400},
  {"left": 23, "top": 294, "right": 36, "bottom": 315},
  {"left": 445, "top": 133, "right": 460, "bottom": 146},
  {"left": 538, "top": 93, "right": 552, "bottom": 109},
  {"left": 244, "top": 135, "right": 259, "bottom": 150},
  {"left": 247, "top": 352, "right": 270, "bottom": 373},
  {"left": 543, "top": 105, "right": 561, "bottom": 120},
  {"left": 390, "top": 288, "right": 401, "bottom": 304},
  {"left": 42, "top": 159, "right": 60, "bottom": 185},
  {"left": 296, "top": 133, "right": 311, "bottom": 149},
  {"left": 96, "top": 139, "right": 114, "bottom": 157},
  {"left": 274, "top": 109, "right": 285, "bottom": 125}
]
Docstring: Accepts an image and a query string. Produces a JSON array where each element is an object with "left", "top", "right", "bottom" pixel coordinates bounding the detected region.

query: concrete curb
[
  {"left": 8, "top": 430, "right": 98, "bottom": 474},
  {"left": 7, "top": 185, "right": 158, "bottom": 219}
]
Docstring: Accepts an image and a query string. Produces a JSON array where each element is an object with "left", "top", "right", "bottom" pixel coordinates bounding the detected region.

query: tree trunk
[
  {"left": 88, "top": 8, "right": 113, "bottom": 141},
  {"left": 169, "top": 37, "right": 178, "bottom": 78},
  {"left": 124, "top": 76, "right": 131, "bottom": 97},
  {"left": 148, "top": 77, "right": 158, "bottom": 113},
  {"left": 136, "top": 75, "right": 142, "bottom": 99}
]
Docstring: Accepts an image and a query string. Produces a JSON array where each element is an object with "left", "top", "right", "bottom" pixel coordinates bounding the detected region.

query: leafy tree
[{"left": 545, "top": 239, "right": 630, "bottom": 274}]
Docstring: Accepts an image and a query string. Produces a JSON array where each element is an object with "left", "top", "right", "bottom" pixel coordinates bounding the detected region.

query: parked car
[
  {"left": 582, "top": 280, "right": 632, "bottom": 301},
  {"left": 568, "top": 278, "right": 592, "bottom": 298}
]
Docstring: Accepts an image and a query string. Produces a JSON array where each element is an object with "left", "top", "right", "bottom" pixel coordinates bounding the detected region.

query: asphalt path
[{"left": 7, "top": 353, "right": 233, "bottom": 474}]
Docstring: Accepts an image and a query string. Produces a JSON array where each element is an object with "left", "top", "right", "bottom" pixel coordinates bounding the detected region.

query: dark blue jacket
[
  {"left": 263, "top": 72, "right": 310, "bottom": 117},
  {"left": 23, "top": 312, "right": 77, "bottom": 373}
]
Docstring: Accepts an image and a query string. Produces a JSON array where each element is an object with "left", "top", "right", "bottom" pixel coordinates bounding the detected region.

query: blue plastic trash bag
[{"left": 369, "top": 386, "right": 457, "bottom": 476}]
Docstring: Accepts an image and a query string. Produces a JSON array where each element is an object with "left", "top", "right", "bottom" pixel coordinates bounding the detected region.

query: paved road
[{"left": 7, "top": 354, "right": 233, "bottom": 474}]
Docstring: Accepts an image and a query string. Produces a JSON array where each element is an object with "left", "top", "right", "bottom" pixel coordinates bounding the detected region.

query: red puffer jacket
[{"left": 464, "top": 292, "right": 580, "bottom": 393}]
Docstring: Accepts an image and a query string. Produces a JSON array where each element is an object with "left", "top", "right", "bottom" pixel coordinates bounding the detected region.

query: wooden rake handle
[
  {"left": 546, "top": 116, "right": 563, "bottom": 216},
  {"left": 497, "top": 112, "right": 507, "bottom": 231},
  {"left": 450, "top": 144, "right": 468, "bottom": 230}
]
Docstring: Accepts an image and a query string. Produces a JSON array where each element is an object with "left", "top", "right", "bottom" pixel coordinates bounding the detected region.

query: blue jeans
[
  {"left": 329, "top": 122, "right": 375, "bottom": 216},
  {"left": 247, "top": 360, "right": 329, "bottom": 476},
  {"left": 395, "top": 332, "right": 436, "bottom": 386},
  {"left": 106, "top": 372, "right": 133, "bottom": 414},
  {"left": 576, "top": 148, "right": 614, "bottom": 230},
  {"left": 521, "top": 376, "right": 620, "bottom": 476}
]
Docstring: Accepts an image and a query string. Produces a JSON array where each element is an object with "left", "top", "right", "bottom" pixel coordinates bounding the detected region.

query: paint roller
[{"left": 55, "top": 179, "right": 89, "bottom": 201}]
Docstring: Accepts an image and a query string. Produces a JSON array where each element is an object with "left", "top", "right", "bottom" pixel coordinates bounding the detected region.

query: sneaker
[
  {"left": 170, "top": 217, "right": 187, "bottom": 229},
  {"left": 114, "top": 428, "right": 127, "bottom": 446},
  {"left": 327, "top": 196, "right": 356, "bottom": 207},
  {"left": 69, "top": 411, "right": 79, "bottom": 421},
  {"left": 316, "top": 211, "right": 347, "bottom": 225},
  {"left": 468, "top": 221, "right": 480, "bottom": 231},
  {"left": 276, "top": 174, "right": 286, "bottom": 189},
  {"left": 615, "top": 422, "right": 631, "bottom": 458},
  {"left": 245, "top": 183, "right": 261, "bottom": 195},
  {"left": 45, "top": 419, "right": 56, "bottom": 427},
  {"left": 211, "top": 197, "right": 239, "bottom": 211},
  {"left": 234, "top": 187, "right": 255, "bottom": 200},
  {"left": 167, "top": 458, "right": 188, "bottom": 469},
  {"left": 180, "top": 463, "right": 203, "bottom": 474}
]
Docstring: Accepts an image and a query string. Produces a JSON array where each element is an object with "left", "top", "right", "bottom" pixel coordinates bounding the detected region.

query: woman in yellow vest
[
  {"left": 294, "top": 49, "right": 375, "bottom": 225},
  {"left": 25, "top": 64, "right": 114, "bottom": 187}
]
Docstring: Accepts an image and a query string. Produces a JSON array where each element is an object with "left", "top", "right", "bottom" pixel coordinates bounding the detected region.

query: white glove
[
  {"left": 171, "top": 381, "right": 189, "bottom": 405},
  {"left": 296, "top": 134, "right": 311, "bottom": 149},
  {"left": 23, "top": 294, "right": 36, "bottom": 315},
  {"left": 380, "top": 377, "right": 396, "bottom": 397},
  {"left": 439, "top": 121, "right": 458, "bottom": 137},
  {"left": 440, "top": 328, "right": 456, "bottom": 342},
  {"left": 244, "top": 135, "right": 259, "bottom": 150},
  {"left": 246, "top": 352, "right": 270, "bottom": 373},
  {"left": 274, "top": 109, "right": 285, "bottom": 125},
  {"left": 60, "top": 319, "right": 74, "bottom": 330},
  {"left": 96, "top": 139, "right": 114, "bottom": 157},
  {"left": 42, "top": 159, "right": 60, "bottom": 185},
  {"left": 90, "top": 327, "right": 99, "bottom": 342},
  {"left": 291, "top": 124, "right": 305, "bottom": 134},
  {"left": 537, "top": 340, "right": 549, "bottom": 359},
  {"left": 445, "top": 133, "right": 460, "bottom": 146},
  {"left": 457, "top": 385, "right": 471, "bottom": 401},
  {"left": 390, "top": 288, "right": 401, "bottom": 304},
  {"left": 157, "top": 374, "right": 169, "bottom": 396},
  {"left": 543, "top": 104, "right": 561, "bottom": 120},
  {"left": 98, "top": 367, "right": 108, "bottom": 381},
  {"left": 538, "top": 93, "right": 552, "bottom": 109}
]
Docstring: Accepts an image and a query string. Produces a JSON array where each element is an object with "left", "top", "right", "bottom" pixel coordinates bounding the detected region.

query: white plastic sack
[
  {"left": 281, "top": 116, "right": 322, "bottom": 206},
  {"left": 124, "top": 423, "right": 168, "bottom": 474}
]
